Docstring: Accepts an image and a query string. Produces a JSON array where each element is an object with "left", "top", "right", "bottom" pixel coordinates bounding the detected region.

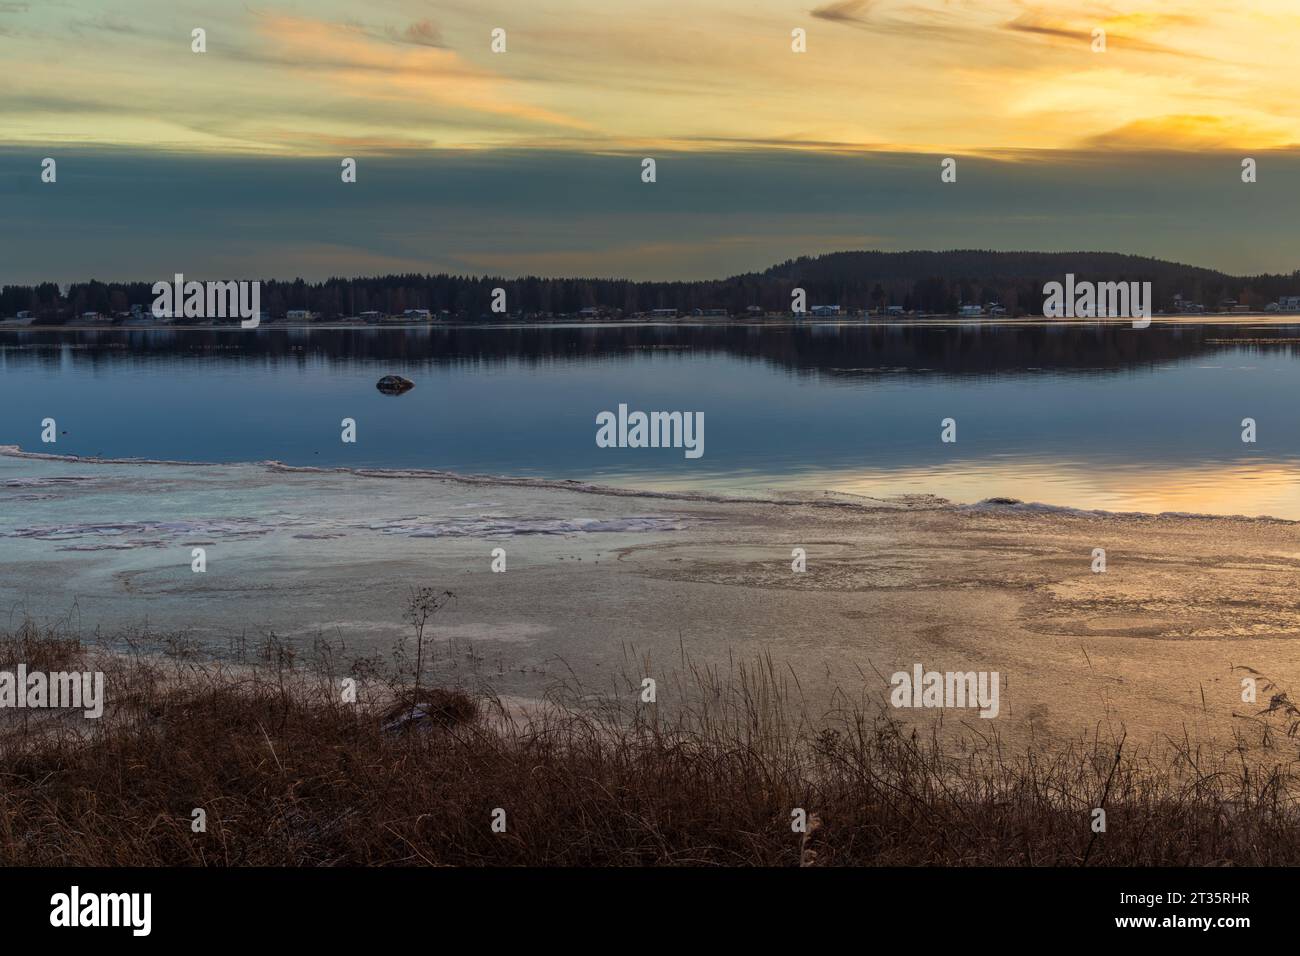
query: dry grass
[{"left": 1, "top": 619, "right": 1299, "bottom": 866}]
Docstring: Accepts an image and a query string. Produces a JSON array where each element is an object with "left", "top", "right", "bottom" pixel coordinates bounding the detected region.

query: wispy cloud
[
  {"left": 1004, "top": 11, "right": 1212, "bottom": 60},
  {"left": 811, "top": 0, "right": 873, "bottom": 24},
  {"left": 0, "top": 1, "right": 1293, "bottom": 156},
  {"left": 253, "top": 13, "right": 589, "bottom": 131},
  {"left": 809, "top": 0, "right": 983, "bottom": 43},
  {"left": 67, "top": 12, "right": 140, "bottom": 36},
  {"left": 1081, "top": 114, "right": 1298, "bottom": 150},
  {"left": 390, "top": 19, "right": 443, "bottom": 48}
]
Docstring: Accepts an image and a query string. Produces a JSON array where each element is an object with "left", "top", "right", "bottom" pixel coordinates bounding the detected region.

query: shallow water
[{"left": 2, "top": 448, "right": 1293, "bottom": 747}]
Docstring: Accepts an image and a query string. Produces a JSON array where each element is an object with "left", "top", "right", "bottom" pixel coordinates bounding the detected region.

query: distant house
[
  {"left": 15, "top": 310, "right": 32, "bottom": 320},
  {"left": 809, "top": 305, "right": 840, "bottom": 317},
  {"left": 403, "top": 309, "right": 431, "bottom": 320},
  {"left": 80, "top": 311, "right": 106, "bottom": 322},
  {"left": 745, "top": 306, "right": 765, "bottom": 316},
  {"left": 577, "top": 307, "right": 601, "bottom": 318},
  {"left": 359, "top": 311, "right": 384, "bottom": 323},
  {"left": 1279, "top": 296, "right": 1300, "bottom": 312},
  {"left": 286, "top": 310, "right": 312, "bottom": 321},
  {"left": 649, "top": 308, "right": 678, "bottom": 318},
  {"left": 692, "top": 308, "right": 729, "bottom": 317},
  {"left": 886, "top": 305, "right": 905, "bottom": 316},
  {"left": 958, "top": 304, "right": 983, "bottom": 317}
]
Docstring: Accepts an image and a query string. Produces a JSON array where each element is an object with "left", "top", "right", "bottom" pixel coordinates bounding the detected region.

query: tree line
[{"left": 4, "top": 250, "right": 1297, "bottom": 320}]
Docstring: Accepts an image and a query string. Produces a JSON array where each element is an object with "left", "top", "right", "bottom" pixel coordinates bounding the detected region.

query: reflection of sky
[
  {"left": 3, "top": 334, "right": 1299, "bottom": 517},
  {"left": 809, "top": 460, "right": 1300, "bottom": 520}
]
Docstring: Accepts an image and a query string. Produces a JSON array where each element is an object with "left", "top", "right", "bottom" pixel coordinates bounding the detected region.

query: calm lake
[{"left": 4, "top": 319, "right": 1300, "bottom": 518}]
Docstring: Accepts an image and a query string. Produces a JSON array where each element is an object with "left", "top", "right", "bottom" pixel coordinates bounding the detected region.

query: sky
[{"left": 2, "top": 0, "right": 1299, "bottom": 282}]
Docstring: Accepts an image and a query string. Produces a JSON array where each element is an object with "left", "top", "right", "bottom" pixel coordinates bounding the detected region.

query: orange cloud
[
  {"left": 253, "top": 14, "right": 589, "bottom": 132},
  {"left": 811, "top": 0, "right": 874, "bottom": 24},
  {"left": 1004, "top": 11, "right": 1210, "bottom": 59},
  {"left": 1082, "top": 114, "right": 1298, "bottom": 150}
]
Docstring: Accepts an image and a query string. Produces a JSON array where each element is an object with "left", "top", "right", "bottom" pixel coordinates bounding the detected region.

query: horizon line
[{"left": 7, "top": 248, "right": 1297, "bottom": 290}]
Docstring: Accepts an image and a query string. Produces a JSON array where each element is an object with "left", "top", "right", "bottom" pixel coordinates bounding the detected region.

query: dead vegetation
[{"left": 0, "top": 615, "right": 1299, "bottom": 866}]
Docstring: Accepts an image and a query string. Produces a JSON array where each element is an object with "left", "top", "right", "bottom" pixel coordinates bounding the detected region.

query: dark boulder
[{"left": 376, "top": 375, "right": 415, "bottom": 395}]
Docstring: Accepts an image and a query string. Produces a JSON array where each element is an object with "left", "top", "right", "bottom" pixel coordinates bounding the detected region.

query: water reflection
[
  {"left": 4, "top": 320, "right": 1297, "bottom": 378},
  {"left": 3, "top": 322, "right": 1300, "bottom": 518}
]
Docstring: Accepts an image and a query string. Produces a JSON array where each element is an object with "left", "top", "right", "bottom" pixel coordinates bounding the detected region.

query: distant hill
[
  {"left": 4, "top": 250, "right": 1298, "bottom": 321},
  {"left": 744, "top": 249, "right": 1276, "bottom": 315},
  {"left": 759, "top": 250, "right": 1228, "bottom": 283}
]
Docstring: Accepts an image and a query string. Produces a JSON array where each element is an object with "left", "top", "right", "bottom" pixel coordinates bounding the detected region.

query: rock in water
[{"left": 376, "top": 375, "right": 415, "bottom": 395}]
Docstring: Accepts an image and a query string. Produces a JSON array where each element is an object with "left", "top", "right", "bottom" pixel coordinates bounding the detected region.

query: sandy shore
[{"left": 3, "top": 444, "right": 1299, "bottom": 748}]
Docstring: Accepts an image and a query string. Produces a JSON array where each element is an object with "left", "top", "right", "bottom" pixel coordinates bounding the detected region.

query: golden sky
[{"left": 4, "top": 0, "right": 1299, "bottom": 155}]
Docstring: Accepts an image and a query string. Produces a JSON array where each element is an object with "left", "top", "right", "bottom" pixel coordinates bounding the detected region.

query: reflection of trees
[{"left": 1, "top": 323, "right": 1285, "bottom": 380}]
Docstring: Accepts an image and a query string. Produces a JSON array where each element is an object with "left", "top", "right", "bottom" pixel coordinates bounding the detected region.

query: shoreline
[
  {"left": 4, "top": 446, "right": 1300, "bottom": 751},
  {"left": 4, "top": 313, "right": 1300, "bottom": 333},
  {"left": 2, "top": 443, "right": 1296, "bottom": 525}
]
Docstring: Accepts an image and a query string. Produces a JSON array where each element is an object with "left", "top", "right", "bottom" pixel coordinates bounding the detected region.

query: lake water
[{"left": 4, "top": 319, "right": 1300, "bottom": 518}]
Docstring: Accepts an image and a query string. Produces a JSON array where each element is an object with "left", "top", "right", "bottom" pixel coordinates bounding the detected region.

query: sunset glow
[{"left": 3, "top": 1, "right": 1298, "bottom": 155}]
